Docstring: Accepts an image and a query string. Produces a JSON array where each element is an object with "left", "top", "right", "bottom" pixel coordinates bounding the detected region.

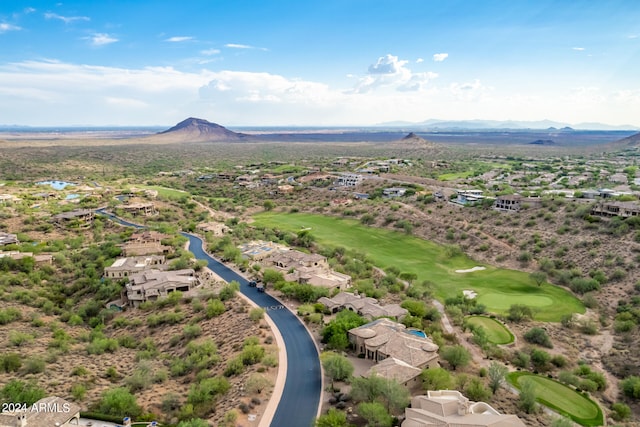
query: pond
[{"left": 36, "top": 180, "right": 76, "bottom": 190}]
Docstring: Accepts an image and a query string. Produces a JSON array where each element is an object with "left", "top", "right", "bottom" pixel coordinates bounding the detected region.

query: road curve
[
  {"left": 182, "top": 233, "right": 322, "bottom": 427},
  {"left": 96, "top": 209, "right": 321, "bottom": 427}
]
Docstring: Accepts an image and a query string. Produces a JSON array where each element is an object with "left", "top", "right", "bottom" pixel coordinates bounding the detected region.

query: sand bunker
[
  {"left": 455, "top": 266, "right": 486, "bottom": 273},
  {"left": 463, "top": 290, "right": 478, "bottom": 299}
]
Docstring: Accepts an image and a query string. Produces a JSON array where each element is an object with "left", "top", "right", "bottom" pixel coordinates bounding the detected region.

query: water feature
[
  {"left": 408, "top": 329, "right": 427, "bottom": 338},
  {"left": 36, "top": 180, "right": 76, "bottom": 190},
  {"left": 65, "top": 194, "right": 81, "bottom": 200}
]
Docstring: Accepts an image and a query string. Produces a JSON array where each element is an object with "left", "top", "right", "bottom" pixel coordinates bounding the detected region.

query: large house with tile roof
[
  {"left": 349, "top": 318, "right": 439, "bottom": 369},
  {"left": 318, "top": 292, "right": 407, "bottom": 321}
]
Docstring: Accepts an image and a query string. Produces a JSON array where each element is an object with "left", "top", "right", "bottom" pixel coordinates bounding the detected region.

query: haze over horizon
[{"left": 1, "top": 1, "right": 639, "bottom": 128}]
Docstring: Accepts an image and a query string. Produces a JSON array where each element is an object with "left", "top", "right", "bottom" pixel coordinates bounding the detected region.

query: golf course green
[
  {"left": 465, "top": 316, "right": 514, "bottom": 345},
  {"left": 252, "top": 212, "right": 584, "bottom": 321},
  {"left": 508, "top": 372, "right": 604, "bottom": 426}
]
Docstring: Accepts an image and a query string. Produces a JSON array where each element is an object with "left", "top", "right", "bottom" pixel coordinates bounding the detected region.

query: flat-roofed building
[
  {"left": 402, "top": 390, "right": 526, "bottom": 427},
  {"left": 52, "top": 209, "right": 95, "bottom": 228},
  {"left": 0, "top": 232, "right": 18, "bottom": 246},
  {"left": 104, "top": 255, "right": 166, "bottom": 279},
  {"left": 122, "top": 230, "right": 172, "bottom": 256},
  {"left": 120, "top": 202, "right": 157, "bottom": 216},
  {"left": 122, "top": 268, "right": 198, "bottom": 307}
]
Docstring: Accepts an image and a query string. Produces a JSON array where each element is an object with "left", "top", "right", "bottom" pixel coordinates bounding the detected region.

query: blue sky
[{"left": 1, "top": 0, "right": 639, "bottom": 127}]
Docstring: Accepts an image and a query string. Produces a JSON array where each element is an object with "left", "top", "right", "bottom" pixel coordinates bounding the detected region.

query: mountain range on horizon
[{"left": 376, "top": 118, "right": 640, "bottom": 131}]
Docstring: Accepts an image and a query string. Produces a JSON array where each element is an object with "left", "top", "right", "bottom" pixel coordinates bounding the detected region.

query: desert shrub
[
  {"left": 223, "top": 357, "right": 245, "bottom": 377},
  {"left": 206, "top": 299, "right": 226, "bottom": 318},
  {"left": 524, "top": 327, "right": 553, "bottom": 348},
  {"left": 610, "top": 402, "right": 631, "bottom": 421},
  {"left": 71, "top": 383, "right": 86, "bottom": 401},
  {"left": 183, "top": 324, "right": 202, "bottom": 340},
  {"left": 620, "top": 376, "right": 640, "bottom": 399},
  {"left": 0, "top": 353, "right": 22, "bottom": 373},
  {"left": 249, "top": 307, "right": 265, "bottom": 322},
  {"left": 23, "top": 357, "right": 45, "bottom": 374}
]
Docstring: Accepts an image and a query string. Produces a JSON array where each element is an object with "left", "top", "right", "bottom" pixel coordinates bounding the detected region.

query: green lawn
[
  {"left": 465, "top": 316, "right": 514, "bottom": 345},
  {"left": 252, "top": 212, "right": 584, "bottom": 321},
  {"left": 136, "top": 185, "right": 189, "bottom": 199},
  {"left": 508, "top": 372, "right": 604, "bottom": 426}
]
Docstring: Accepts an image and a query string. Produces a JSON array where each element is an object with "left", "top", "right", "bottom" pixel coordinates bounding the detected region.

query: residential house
[
  {"left": 0, "top": 396, "right": 81, "bottom": 427},
  {"left": 277, "top": 184, "right": 295, "bottom": 194},
  {"left": 238, "top": 240, "right": 289, "bottom": 261},
  {"left": 0, "top": 251, "right": 53, "bottom": 265},
  {"left": 591, "top": 201, "right": 640, "bottom": 218},
  {"left": 455, "top": 190, "right": 484, "bottom": 205},
  {"left": 336, "top": 173, "right": 364, "bottom": 187},
  {"left": 121, "top": 230, "right": 172, "bottom": 256},
  {"left": 402, "top": 391, "right": 526, "bottom": 427},
  {"left": 298, "top": 173, "right": 333, "bottom": 184},
  {"left": 264, "top": 250, "right": 352, "bottom": 291},
  {"left": 120, "top": 202, "right": 157, "bottom": 216},
  {"left": 383, "top": 187, "right": 407, "bottom": 198},
  {"left": 366, "top": 357, "right": 422, "bottom": 390},
  {"left": 52, "top": 209, "right": 95, "bottom": 228},
  {"left": 104, "top": 255, "right": 166, "bottom": 279},
  {"left": 318, "top": 292, "right": 407, "bottom": 321},
  {"left": 349, "top": 318, "right": 439, "bottom": 369},
  {"left": 609, "top": 173, "right": 628, "bottom": 184},
  {"left": 122, "top": 269, "right": 198, "bottom": 307},
  {"left": 493, "top": 194, "right": 542, "bottom": 212},
  {"left": 196, "top": 222, "right": 231, "bottom": 236},
  {"left": 0, "top": 232, "right": 18, "bottom": 246}
]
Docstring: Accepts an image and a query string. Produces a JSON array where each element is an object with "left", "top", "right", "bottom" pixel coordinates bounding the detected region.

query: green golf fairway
[
  {"left": 508, "top": 372, "right": 603, "bottom": 426},
  {"left": 465, "top": 316, "right": 514, "bottom": 344},
  {"left": 252, "top": 212, "right": 584, "bottom": 322}
]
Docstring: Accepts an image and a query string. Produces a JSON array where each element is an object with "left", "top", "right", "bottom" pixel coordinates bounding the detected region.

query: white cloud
[
  {"left": 44, "top": 12, "right": 90, "bottom": 24},
  {"left": 354, "top": 54, "right": 437, "bottom": 93},
  {"left": 201, "top": 48, "right": 221, "bottom": 56},
  {"left": 449, "top": 79, "right": 492, "bottom": 101},
  {"left": 0, "top": 59, "right": 637, "bottom": 127},
  {"left": 88, "top": 33, "right": 118, "bottom": 46},
  {"left": 416, "top": 58, "right": 424, "bottom": 63},
  {"left": 572, "top": 47, "right": 585, "bottom": 51},
  {"left": 225, "top": 43, "right": 253, "bottom": 49},
  {"left": 433, "top": 53, "right": 448, "bottom": 62},
  {"left": 24, "top": 7, "right": 36, "bottom": 14},
  {"left": 368, "top": 54, "right": 408, "bottom": 74},
  {"left": 0, "top": 23, "right": 21, "bottom": 33},
  {"left": 165, "top": 36, "right": 193, "bottom": 42},
  {"left": 628, "top": 34, "right": 638, "bottom": 39},
  {"left": 225, "top": 43, "right": 268, "bottom": 51}
]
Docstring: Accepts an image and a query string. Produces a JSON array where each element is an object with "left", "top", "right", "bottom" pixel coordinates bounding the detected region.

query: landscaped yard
[
  {"left": 465, "top": 316, "right": 514, "bottom": 345},
  {"left": 252, "top": 212, "right": 584, "bottom": 322},
  {"left": 508, "top": 372, "right": 604, "bottom": 426},
  {"left": 136, "top": 185, "right": 190, "bottom": 199}
]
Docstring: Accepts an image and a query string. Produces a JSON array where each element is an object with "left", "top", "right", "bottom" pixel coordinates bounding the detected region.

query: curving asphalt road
[
  {"left": 183, "top": 233, "right": 322, "bottom": 427},
  {"left": 96, "top": 210, "right": 321, "bottom": 427}
]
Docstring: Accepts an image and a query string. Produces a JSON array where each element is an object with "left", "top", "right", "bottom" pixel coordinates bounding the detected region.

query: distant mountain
[
  {"left": 391, "top": 132, "right": 433, "bottom": 148},
  {"left": 152, "top": 117, "right": 249, "bottom": 142},
  {"left": 615, "top": 132, "right": 640, "bottom": 146},
  {"left": 376, "top": 119, "right": 639, "bottom": 131}
]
